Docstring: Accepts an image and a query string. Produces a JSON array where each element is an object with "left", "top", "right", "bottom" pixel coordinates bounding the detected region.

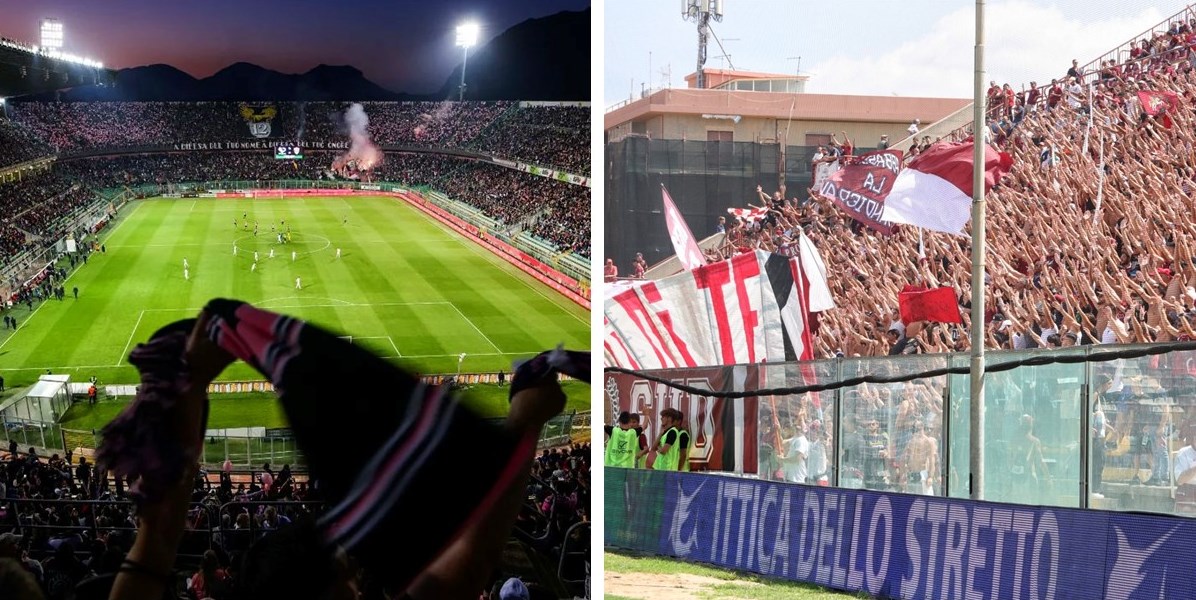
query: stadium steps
[{"left": 466, "top": 102, "right": 522, "bottom": 151}]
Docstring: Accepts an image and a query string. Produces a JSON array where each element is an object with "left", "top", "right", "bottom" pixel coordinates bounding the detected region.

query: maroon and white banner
[
  {"left": 818, "top": 149, "right": 902, "bottom": 235},
  {"left": 605, "top": 365, "right": 760, "bottom": 473},
  {"left": 603, "top": 250, "right": 824, "bottom": 370}
]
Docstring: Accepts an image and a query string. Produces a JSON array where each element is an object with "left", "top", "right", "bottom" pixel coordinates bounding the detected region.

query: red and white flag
[
  {"left": 727, "top": 206, "right": 770, "bottom": 223},
  {"left": 880, "top": 141, "right": 1013, "bottom": 236},
  {"left": 662, "top": 185, "right": 706, "bottom": 270}
]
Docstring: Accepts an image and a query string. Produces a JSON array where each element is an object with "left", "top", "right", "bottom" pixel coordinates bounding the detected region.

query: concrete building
[{"left": 604, "top": 68, "right": 970, "bottom": 271}]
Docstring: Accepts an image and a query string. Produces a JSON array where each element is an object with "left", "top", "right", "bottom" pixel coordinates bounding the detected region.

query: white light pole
[
  {"left": 456, "top": 22, "right": 479, "bottom": 101},
  {"left": 969, "top": 0, "right": 987, "bottom": 501}
]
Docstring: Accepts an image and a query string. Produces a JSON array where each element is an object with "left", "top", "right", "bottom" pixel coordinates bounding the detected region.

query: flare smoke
[{"left": 333, "top": 103, "right": 383, "bottom": 171}]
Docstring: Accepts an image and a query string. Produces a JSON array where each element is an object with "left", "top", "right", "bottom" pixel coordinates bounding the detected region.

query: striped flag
[{"left": 880, "top": 141, "right": 1012, "bottom": 236}]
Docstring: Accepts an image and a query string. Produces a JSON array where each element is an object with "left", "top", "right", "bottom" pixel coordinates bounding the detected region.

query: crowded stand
[
  {"left": 8, "top": 100, "right": 586, "bottom": 173},
  {"left": 702, "top": 42, "right": 1196, "bottom": 358},
  {"left": 353, "top": 101, "right": 511, "bottom": 148},
  {"left": 528, "top": 194, "right": 591, "bottom": 258},
  {"left": 11, "top": 103, "right": 215, "bottom": 152},
  {"left": 435, "top": 161, "right": 589, "bottom": 232},
  {"left": 13, "top": 186, "right": 94, "bottom": 241},
  {"left": 0, "top": 448, "right": 321, "bottom": 599},
  {"left": 470, "top": 106, "right": 591, "bottom": 175},
  {"left": 0, "top": 120, "right": 53, "bottom": 169},
  {"left": 55, "top": 152, "right": 339, "bottom": 187},
  {"left": 0, "top": 101, "right": 590, "bottom": 264},
  {"left": 0, "top": 419, "right": 588, "bottom": 599},
  {"left": 0, "top": 153, "right": 590, "bottom": 270}
]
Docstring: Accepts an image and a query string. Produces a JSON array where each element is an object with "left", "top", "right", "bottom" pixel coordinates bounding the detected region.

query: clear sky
[
  {"left": 604, "top": 0, "right": 1193, "bottom": 107},
  {"left": 0, "top": 0, "right": 588, "bottom": 93}
]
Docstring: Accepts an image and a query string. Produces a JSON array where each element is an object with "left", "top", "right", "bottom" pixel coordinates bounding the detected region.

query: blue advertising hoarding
[{"left": 607, "top": 469, "right": 1196, "bottom": 599}]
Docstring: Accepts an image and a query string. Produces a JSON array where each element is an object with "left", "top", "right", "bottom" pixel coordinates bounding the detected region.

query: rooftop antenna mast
[{"left": 683, "top": 0, "right": 724, "bottom": 89}]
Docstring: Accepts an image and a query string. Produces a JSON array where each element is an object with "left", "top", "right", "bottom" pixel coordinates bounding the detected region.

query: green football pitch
[{"left": 0, "top": 196, "right": 590, "bottom": 393}]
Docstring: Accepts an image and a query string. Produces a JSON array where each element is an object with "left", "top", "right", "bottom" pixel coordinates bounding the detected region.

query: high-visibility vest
[
  {"left": 654, "top": 427, "right": 682, "bottom": 471},
  {"left": 605, "top": 427, "right": 637, "bottom": 468}
]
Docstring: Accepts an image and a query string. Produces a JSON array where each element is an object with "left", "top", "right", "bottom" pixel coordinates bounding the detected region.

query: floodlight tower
[
  {"left": 682, "top": 0, "right": 723, "bottom": 90},
  {"left": 40, "top": 19, "right": 64, "bottom": 52},
  {"left": 456, "top": 22, "right": 480, "bottom": 101}
]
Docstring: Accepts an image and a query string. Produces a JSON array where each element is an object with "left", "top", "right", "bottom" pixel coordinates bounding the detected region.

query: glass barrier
[{"left": 612, "top": 344, "right": 1196, "bottom": 518}]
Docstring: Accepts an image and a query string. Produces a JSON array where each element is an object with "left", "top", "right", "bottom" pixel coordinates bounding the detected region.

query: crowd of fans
[
  {"left": 517, "top": 444, "right": 590, "bottom": 593},
  {"left": 0, "top": 121, "right": 53, "bottom": 170},
  {"left": 0, "top": 100, "right": 592, "bottom": 266},
  {"left": 0, "top": 173, "right": 86, "bottom": 261},
  {"left": 42, "top": 152, "right": 592, "bottom": 258},
  {"left": 471, "top": 106, "right": 590, "bottom": 176},
  {"left": 1, "top": 438, "right": 588, "bottom": 598},
  {"left": 434, "top": 161, "right": 591, "bottom": 256},
  {"left": 704, "top": 32, "right": 1196, "bottom": 359},
  {"left": 0, "top": 446, "right": 333, "bottom": 599},
  {"left": 5, "top": 101, "right": 587, "bottom": 175},
  {"left": 528, "top": 192, "right": 591, "bottom": 258}
]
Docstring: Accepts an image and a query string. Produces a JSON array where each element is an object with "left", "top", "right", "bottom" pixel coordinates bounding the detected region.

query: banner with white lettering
[
  {"left": 171, "top": 140, "right": 350, "bottom": 151},
  {"left": 605, "top": 365, "right": 759, "bottom": 474},
  {"left": 603, "top": 250, "right": 816, "bottom": 370},
  {"left": 606, "top": 469, "right": 1196, "bottom": 599},
  {"left": 819, "top": 149, "right": 903, "bottom": 235}
]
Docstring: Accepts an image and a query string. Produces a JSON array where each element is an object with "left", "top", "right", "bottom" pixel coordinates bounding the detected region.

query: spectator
[{"left": 187, "top": 550, "right": 229, "bottom": 600}]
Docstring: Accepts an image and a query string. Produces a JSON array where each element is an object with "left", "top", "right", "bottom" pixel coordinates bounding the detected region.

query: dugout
[{"left": 0, "top": 374, "right": 71, "bottom": 425}]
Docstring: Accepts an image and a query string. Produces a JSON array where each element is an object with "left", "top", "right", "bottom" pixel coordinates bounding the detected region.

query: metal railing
[{"left": 1081, "top": 4, "right": 1196, "bottom": 80}]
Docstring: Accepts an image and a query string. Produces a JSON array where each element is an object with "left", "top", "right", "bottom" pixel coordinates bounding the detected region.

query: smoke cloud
[{"left": 333, "top": 103, "right": 383, "bottom": 171}]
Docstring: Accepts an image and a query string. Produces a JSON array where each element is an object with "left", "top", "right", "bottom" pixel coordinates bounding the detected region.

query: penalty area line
[
  {"left": 0, "top": 201, "right": 146, "bottom": 354},
  {"left": 116, "top": 310, "right": 146, "bottom": 366}
]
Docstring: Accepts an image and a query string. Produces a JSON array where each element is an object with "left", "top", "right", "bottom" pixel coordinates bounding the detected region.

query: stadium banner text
[
  {"left": 606, "top": 469, "right": 1196, "bottom": 600},
  {"left": 171, "top": 141, "right": 350, "bottom": 151},
  {"left": 491, "top": 157, "right": 590, "bottom": 188},
  {"left": 818, "top": 149, "right": 901, "bottom": 235},
  {"left": 606, "top": 366, "right": 759, "bottom": 473}
]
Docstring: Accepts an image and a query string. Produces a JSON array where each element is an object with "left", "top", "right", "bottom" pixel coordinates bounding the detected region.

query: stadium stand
[
  {"left": 0, "top": 100, "right": 590, "bottom": 268},
  {"left": 701, "top": 28, "right": 1196, "bottom": 358},
  {"left": 0, "top": 120, "right": 53, "bottom": 169},
  {"left": 7, "top": 101, "right": 585, "bottom": 172},
  {"left": 470, "top": 104, "right": 591, "bottom": 176},
  {"left": 0, "top": 440, "right": 589, "bottom": 599}
]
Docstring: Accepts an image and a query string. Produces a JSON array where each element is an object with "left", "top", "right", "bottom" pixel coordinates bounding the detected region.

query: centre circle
[{"left": 233, "top": 232, "right": 331, "bottom": 256}]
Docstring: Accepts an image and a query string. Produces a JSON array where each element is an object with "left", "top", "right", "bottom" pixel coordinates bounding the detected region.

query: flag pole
[{"left": 969, "top": 0, "right": 987, "bottom": 501}]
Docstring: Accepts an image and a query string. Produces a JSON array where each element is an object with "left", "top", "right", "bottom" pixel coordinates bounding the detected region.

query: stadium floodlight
[
  {"left": 456, "top": 22, "right": 480, "bottom": 101},
  {"left": 40, "top": 19, "right": 64, "bottom": 50}
]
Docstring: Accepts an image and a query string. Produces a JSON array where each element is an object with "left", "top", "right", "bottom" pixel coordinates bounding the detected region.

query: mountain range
[{"left": 35, "top": 9, "right": 588, "bottom": 102}]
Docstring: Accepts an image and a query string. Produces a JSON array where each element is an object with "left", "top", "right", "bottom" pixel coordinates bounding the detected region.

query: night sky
[{"left": 0, "top": 0, "right": 589, "bottom": 93}]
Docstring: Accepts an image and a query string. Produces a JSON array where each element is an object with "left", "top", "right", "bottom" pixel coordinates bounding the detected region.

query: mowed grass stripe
[
  {"left": 0, "top": 196, "right": 588, "bottom": 387},
  {"left": 25, "top": 204, "right": 166, "bottom": 366},
  {"left": 394, "top": 195, "right": 588, "bottom": 330}
]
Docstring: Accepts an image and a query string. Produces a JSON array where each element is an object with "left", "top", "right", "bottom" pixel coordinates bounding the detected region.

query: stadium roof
[
  {"left": 605, "top": 87, "right": 970, "bottom": 131},
  {"left": 0, "top": 43, "right": 115, "bottom": 98}
]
